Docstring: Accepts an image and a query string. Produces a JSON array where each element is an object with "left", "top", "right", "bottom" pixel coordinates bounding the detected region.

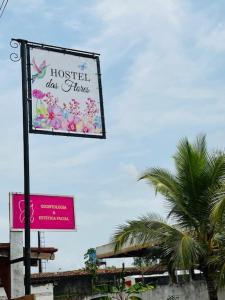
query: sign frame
[
  {"left": 10, "top": 38, "right": 106, "bottom": 296},
  {"left": 26, "top": 41, "right": 106, "bottom": 139},
  {"left": 9, "top": 192, "right": 77, "bottom": 232}
]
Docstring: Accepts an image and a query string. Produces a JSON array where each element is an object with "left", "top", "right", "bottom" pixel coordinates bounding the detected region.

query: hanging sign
[
  {"left": 27, "top": 42, "right": 106, "bottom": 138},
  {"left": 10, "top": 193, "right": 76, "bottom": 231}
]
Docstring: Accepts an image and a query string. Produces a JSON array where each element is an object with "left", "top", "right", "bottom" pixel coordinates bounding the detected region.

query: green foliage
[
  {"left": 133, "top": 257, "right": 155, "bottom": 268},
  {"left": 84, "top": 248, "right": 98, "bottom": 272},
  {"left": 109, "top": 282, "right": 154, "bottom": 300},
  {"left": 127, "top": 282, "right": 154, "bottom": 293},
  {"left": 112, "top": 135, "right": 225, "bottom": 300},
  {"left": 84, "top": 248, "right": 99, "bottom": 293}
]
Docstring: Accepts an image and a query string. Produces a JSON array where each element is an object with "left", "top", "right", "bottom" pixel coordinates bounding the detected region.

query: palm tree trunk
[
  {"left": 167, "top": 261, "right": 177, "bottom": 284},
  {"left": 190, "top": 268, "right": 196, "bottom": 281},
  {"left": 203, "top": 267, "right": 218, "bottom": 300}
]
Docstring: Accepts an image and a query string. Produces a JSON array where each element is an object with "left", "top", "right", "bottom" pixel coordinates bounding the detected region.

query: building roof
[{"left": 31, "top": 265, "right": 166, "bottom": 284}]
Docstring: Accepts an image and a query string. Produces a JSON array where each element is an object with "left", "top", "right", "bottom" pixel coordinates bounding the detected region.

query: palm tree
[{"left": 112, "top": 135, "right": 225, "bottom": 300}]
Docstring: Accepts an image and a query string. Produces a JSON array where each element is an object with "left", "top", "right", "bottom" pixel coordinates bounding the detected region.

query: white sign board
[{"left": 27, "top": 44, "right": 105, "bottom": 138}]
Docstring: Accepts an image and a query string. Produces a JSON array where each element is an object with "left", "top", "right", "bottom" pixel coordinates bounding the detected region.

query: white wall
[
  {"left": 86, "top": 281, "right": 225, "bottom": 300},
  {"left": 0, "top": 283, "right": 53, "bottom": 300},
  {"left": 10, "top": 231, "right": 24, "bottom": 298},
  {"left": 31, "top": 283, "right": 54, "bottom": 300},
  {"left": 140, "top": 281, "right": 224, "bottom": 300},
  {"left": 0, "top": 288, "right": 7, "bottom": 300}
]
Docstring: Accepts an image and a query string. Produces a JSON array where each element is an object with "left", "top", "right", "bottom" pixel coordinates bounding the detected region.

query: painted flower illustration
[
  {"left": 69, "top": 99, "right": 81, "bottom": 116},
  {"left": 32, "top": 89, "right": 45, "bottom": 99},
  {"left": 94, "top": 116, "right": 102, "bottom": 129},
  {"left": 68, "top": 121, "right": 76, "bottom": 132},
  {"left": 46, "top": 105, "right": 63, "bottom": 130},
  {"left": 86, "top": 97, "right": 98, "bottom": 117},
  {"left": 32, "top": 90, "right": 102, "bottom": 134}
]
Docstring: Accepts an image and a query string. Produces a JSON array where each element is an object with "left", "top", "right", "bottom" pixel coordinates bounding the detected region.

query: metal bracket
[
  {"left": 10, "top": 257, "right": 24, "bottom": 264},
  {"left": 10, "top": 39, "right": 21, "bottom": 62}
]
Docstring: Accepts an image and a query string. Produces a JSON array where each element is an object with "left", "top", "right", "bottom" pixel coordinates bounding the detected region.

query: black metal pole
[
  {"left": 38, "top": 231, "right": 42, "bottom": 273},
  {"left": 20, "top": 40, "right": 31, "bottom": 295}
]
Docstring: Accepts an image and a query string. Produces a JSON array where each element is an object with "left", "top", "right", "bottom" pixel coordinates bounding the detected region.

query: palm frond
[
  {"left": 207, "top": 153, "right": 225, "bottom": 188},
  {"left": 164, "top": 232, "right": 204, "bottom": 269},
  {"left": 218, "top": 263, "right": 225, "bottom": 288},
  {"left": 211, "top": 194, "right": 225, "bottom": 224},
  {"left": 174, "top": 136, "right": 205, "bottom": 200},
  {"left": 112, "top": 213, "right": 167, "bottom": 252},
  {"left": 111, "top": 134, "right": 225, "bottom": 291},
  {"left": 112, "top": 214, "right": 204, "bottom": 270},
  {"left": 139, "top": 168, "right": 178, "bottom": 199},
  {"left": 194, "top": 134, "right": 207, "bottom": 156},
  {"left": 139, "top": 167, "right": 200, "bottom": 229}
]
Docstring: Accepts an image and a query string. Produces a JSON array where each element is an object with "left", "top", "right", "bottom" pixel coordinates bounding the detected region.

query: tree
[
  {"left": 133, "top": 257, "right": 155, "bottom": 268},
  {"left": 84, "top": 248, "right": 99, "bottom": 293},
  {"left": 112, "top": 135, "right": 225, "bottom": 300}
]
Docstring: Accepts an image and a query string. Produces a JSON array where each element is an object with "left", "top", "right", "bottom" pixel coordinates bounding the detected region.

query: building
[{"left": 0, "top": 243, "right": 57, "bottom": 299}]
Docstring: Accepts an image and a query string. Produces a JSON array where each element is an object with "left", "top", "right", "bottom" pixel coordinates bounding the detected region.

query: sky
[{"left": 1, "top": 0, "right": 225, "bottom": 272}]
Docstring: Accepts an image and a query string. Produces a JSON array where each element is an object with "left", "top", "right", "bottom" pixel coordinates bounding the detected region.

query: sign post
[
  {"left": 10, "top": 38, "right": 105, "bottom": 296},
  {"left": 20, "top": 39, "right": 31, "bottom": 296}
]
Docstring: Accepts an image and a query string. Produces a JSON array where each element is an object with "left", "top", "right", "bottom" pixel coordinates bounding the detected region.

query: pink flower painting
[
  {"left": 32, "top": 90, "right": 102, "bottom": 135},
  {"left": 32, "top": 89, "right": 45, "bottom": 99}
]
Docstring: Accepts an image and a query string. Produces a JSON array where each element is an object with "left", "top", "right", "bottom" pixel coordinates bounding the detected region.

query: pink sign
[{"left": 10, "top": 193, "right": 76, "bottom": 231}]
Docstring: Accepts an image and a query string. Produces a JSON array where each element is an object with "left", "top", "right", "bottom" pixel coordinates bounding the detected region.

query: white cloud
[
  {"left": 79, "top": 0, "right": 225, "bottom": 139},
  {"left": 0, "top": 215, "right": 9, "bottom": 241},
  {"left": 63, "top": 20, "right": 80, "bottom": 32},
  {"left": 197, "top": 22, "right": 225, "bottom": 53},
  {"left": 9, "top": 0, "right": 46, "bottom": 14},
  {"left": 101, "top": 197, "right": 150, "bottom": 209},
  {"left": 120, "top": 163, "right": 139, "bottom": 179},
  {"left": 79, "top": 0, "right": 185, "bottom": 70}
]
